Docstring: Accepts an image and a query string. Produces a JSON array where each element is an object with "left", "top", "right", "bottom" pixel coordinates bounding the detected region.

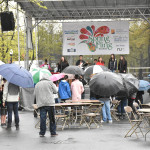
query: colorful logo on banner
[{"left": 79, "top": 25, "right": 112, "bottom": 52}]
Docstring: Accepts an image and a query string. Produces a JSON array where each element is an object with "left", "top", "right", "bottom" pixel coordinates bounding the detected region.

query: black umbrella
[
  {"left": 89, "top": 72, "right": 124, "bottom": 97},
  {"left": 62, "top": 65, "right": 84, "bottom": 75},
  {"left": 84, "top": 65, "right": 111, "bottom": 81},
  {"left": 119, "top": 73, "right": 139, "bottom": 96}
]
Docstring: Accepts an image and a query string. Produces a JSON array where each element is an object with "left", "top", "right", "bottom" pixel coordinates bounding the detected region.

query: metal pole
[
  {"left": 35, "top": 20, "right": 38, "bottom": 64},
  {"left": 17, "top": 4, "right": 20, "bottom": 65},
  {"left": 25, "top": 14, "right": 29, "bottom": 70}
]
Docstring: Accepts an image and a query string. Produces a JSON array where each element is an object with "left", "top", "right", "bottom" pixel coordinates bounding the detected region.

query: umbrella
[
  {"left": 139, "top": 80, "right": 150, "bottom": 91},
  {"left": 84, "top": 65, "right": 111, "bottom": 81},
  {"left": 31, "top": 67, "right": 52, "bottom": 84},
  {"left": 50, "top": 73, "right": 64, "bottom": 81},
  {"left": 62, "top": 65, "right": 84, "bottom": 75},
  {"left": 0, "top": 64, "right": 34, "bottom": 88},
  {"left": 119, "top": 73, "right": 139, "bottom": 95},
  {"left": 148, "top": 74, "right": 150, "bottom": 77},
  {"left": 0, "top": 60, "right": 5, "bottom": 65},
  {"left": 89, "top": 72, "right": 124, "bottom": 97}
]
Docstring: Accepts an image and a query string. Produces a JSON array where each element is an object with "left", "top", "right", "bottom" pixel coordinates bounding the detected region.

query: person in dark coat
[
  {"left": 58, "top": 56, "right": 69, "bottom": 73},
  {"left": 118, "top": 56, "right": 127, "bottom": 73},
  {"left": 76, "top": 55, "right": 88, "bottom": 69},
  {"left": 135, "top": 91, "right": 144, "bottom": 105},
  {"left": 108, "top": 54, "right": 117, "bottom": 72},
  {"left": 116, "top": 90, "right": 127, "bottom": 119},
  {"left": 79, "top": 75, "right": 87, "bottom": 99}
]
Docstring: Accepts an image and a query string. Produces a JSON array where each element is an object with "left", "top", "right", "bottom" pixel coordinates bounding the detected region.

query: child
[{"left": 0, "top": 84, "right": 7, "bottom": 126}]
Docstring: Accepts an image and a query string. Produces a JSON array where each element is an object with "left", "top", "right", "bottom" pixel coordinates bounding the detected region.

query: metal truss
[{"left": 21, "top": 7, "right": 150, "bottom": 21}]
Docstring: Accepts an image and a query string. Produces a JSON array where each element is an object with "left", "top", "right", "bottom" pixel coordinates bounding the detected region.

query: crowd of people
[
  {"left": 0, "top": 54, "right": 145, "bottom": 138},
  {"left": 51, "top": 54, "right": 127, "bottom": 73}
]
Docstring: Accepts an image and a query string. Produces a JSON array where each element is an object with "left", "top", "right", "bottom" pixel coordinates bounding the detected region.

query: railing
[{"left": 127, "top": 67, "right": 150, "bottom": 81}]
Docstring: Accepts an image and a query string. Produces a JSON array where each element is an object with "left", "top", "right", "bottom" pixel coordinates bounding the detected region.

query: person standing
[
  {"left": 34, "top": 73, "right": 58, "bottom": 137},
  {"left": 96, "top": 57, "right": 105, "bottom": 66},
  {"left": 76, "top": 55, "right": 88, "bottom": 69},
  {"left": 93, "top": 59, "right": 97, "bottom": 65},
  {"left": 40, "top": 58, "right": 51, "bottom": 71},
  {"left": 3, "top": 82, "right": 20, "bottom": 129},
  {"left": 118, "top": 56, "right": 127, "bottom": 73},
  {"left": 116, "top": 91, "right": 127, "bottom": 119},
  {"left": 128, "top": 92, "right": 136, "bottom": 109},
  {"left": 108, "top": 54, "right": 117, "bottom": 72},
  {"left": 0, "top": 84, "right": 7, "bottom": 126},
  {"left": 99, "top": 96, "right": 112, "bottom": 123},
  {"left": 58, "top": 75, "right": 71, "bottom": 102},
  {"left": 79, "top": 75, "right": 87, "bottom": 99},
  {"left": 71, "top": 75, "right": 84, "bottom": 101},
  {"left": 135, "top": 91, "right": 144, "bottom": 105},
  {"left": 58, "top": 56, "right": 69, "bottom": 73}
]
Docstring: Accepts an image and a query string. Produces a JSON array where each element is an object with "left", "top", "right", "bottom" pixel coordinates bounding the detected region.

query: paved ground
[{"left": 0, "top": 93, "right": 150, "bottom": 150}]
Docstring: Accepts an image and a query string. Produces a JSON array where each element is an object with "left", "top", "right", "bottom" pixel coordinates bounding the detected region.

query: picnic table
[
  {"left": 55, "top": 102, "right": 93, "bottom": 126},
  {"left": 65, "top": 99, "right": 100, "bottom": 103}
]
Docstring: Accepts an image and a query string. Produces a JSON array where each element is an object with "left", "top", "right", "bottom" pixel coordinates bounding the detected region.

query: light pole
[{"left": 10, "top": 49, "right": 13, "bottom": 64}]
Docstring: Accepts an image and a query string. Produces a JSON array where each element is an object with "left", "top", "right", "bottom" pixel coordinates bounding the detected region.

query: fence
[{"left": 127, "top": 67, "right": 150, "bottom": 81}]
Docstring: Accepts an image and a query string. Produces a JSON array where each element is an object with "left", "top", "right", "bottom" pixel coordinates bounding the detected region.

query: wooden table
[
  {"left": 138, "top": 109, "right": 150, "bottom": 113},
  {"left": 55, "top": 102, "right": 92, "bottom": 107},
  {"left": 138, "top": 108, "right": 150, "bottom": 141},
  {"left": 65, "top": 99, "right": 100, "bottom": 103},
  {"left": 55, "top": 103, "right": 92, "bottom": 125}
]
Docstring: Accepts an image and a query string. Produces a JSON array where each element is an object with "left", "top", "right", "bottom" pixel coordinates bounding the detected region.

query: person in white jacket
[{"left": 3, "top": 81, "right": 20, "bottom": 129}]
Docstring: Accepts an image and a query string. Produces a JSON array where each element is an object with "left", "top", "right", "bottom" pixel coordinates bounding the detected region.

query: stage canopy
[{"left": 15, "top": 0, "right": 150, "bottom": 21}]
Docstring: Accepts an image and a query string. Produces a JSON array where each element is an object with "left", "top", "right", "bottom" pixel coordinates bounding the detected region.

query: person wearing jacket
[
  {"left": 71, "top": 74, "right": 84, "bottom": 101},
  {"left": 34, "top": 73, "right": 58, "bottom": 137},
  {"left": 57, "top": 56, "right": 69, "bottom": 73},
  {"left": 76, "top": 55, "right": 88, "bottom": 70},
  {"left": 58, "top": 75, "right": 71, "bottom": 102},
  {"left": 108, "top": 54, "right": 117, "bottom": 72},
  {"left": 116, "top": 90, "right": 128, "bottom": 119},
  {"left": 118, "top": 56, "right": 127, "bottom": 73},
  {"left": 98, "top": 95, "right": 112, "bottom": 123},
  {"left": 40, "top": 58, "right": 51, "bottom": 71},
  {"left": 96, "top": 57, "right": 105, "bottom": 66},
  {"left": 3, "top": 81, "right": 20, "bottom": 129}
]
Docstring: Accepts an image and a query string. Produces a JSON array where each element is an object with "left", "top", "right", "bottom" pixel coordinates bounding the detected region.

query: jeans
[
  {"left": 40, "top": 106, "right": 56, "bottom": 135},
  {"left": 117, "top": 98, "right": 127, "bottom": 115},
  {"left": 100, "top": 100, "right": 112, "bottom": 121},
  {"left": 7, "top": 102, "right": 19, "bottom": 126}
]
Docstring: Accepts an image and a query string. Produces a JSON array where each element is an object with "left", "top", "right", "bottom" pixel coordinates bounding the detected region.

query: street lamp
[{"left": 10, "top": 49, "right": 13, "bottom": 64}]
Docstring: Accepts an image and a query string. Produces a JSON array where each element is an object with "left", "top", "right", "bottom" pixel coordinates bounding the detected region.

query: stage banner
[{"left": 62, "top": 21, "right": 129, "bottom": 55}]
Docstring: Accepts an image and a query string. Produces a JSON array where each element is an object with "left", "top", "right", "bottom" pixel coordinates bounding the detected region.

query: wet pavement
[{"left": 0, "top": 93, "right": 150, "bottom": 150}]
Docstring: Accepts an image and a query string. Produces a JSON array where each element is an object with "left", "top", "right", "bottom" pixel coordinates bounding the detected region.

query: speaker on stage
[{"left": 1, "top": 11, "right": 15, "bottom": 31}]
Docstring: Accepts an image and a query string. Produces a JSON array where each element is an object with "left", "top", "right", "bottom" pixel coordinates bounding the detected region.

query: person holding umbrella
[
  {"left": 58, "top": 75, "right": 71, "bottom": 102},
  {"left": 71, "top": 74, "right": 84, "bottom": 101},
  {"left": 89, "top": 72, "right": 124, "bottom": 123},
  {"left": 3, "top": 81, "right": 20, "bottom": 129}
]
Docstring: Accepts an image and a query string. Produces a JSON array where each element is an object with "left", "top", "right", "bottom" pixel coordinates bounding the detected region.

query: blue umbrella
[
  {"left": 148, "top": 74, "right": 150, "bottom": 77},
  {"left": 0, "top": 64, "right": 34, "bottom": 88},
  {"left": 139, "top": 80, "right": 150, "bottom": 91}
]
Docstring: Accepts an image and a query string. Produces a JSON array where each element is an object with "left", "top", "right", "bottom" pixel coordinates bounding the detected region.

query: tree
[{"left": 38, "top": 22, "right": 63, "bottom": 63}]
